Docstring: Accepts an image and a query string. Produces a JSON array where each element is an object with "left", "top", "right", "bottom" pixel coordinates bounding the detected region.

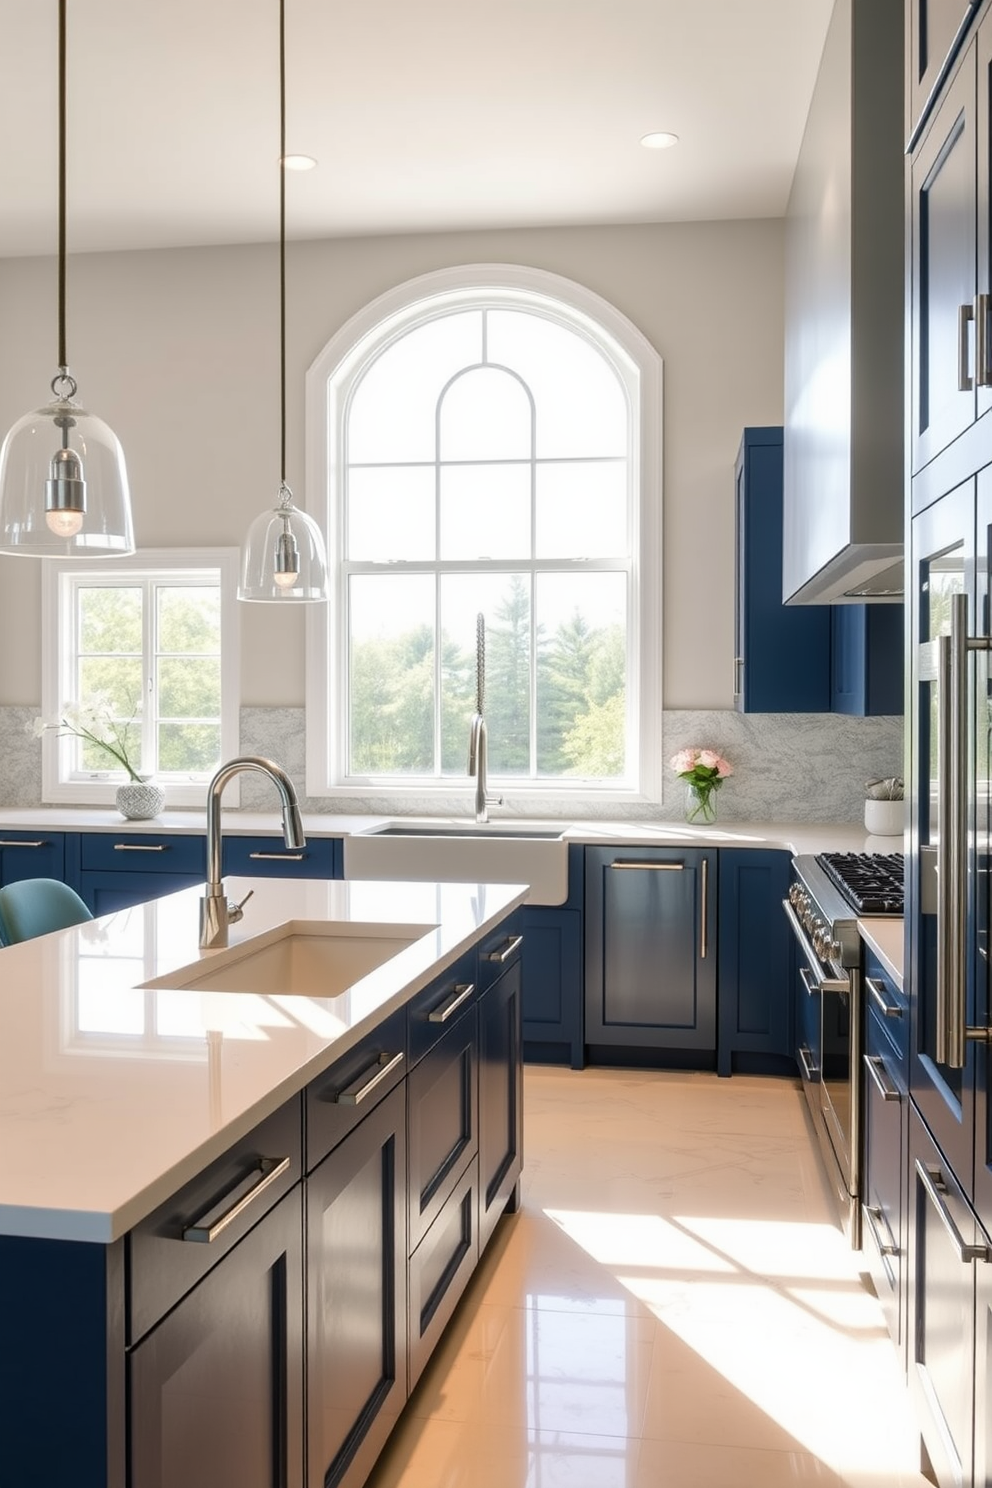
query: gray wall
[{"left": 0, "top": 218, "right": 786, "bottom": 710}]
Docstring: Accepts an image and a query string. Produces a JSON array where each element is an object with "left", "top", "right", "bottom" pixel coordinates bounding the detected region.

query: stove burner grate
[{"left": 816, "top": 851, "right": 904, "bottom": 915}]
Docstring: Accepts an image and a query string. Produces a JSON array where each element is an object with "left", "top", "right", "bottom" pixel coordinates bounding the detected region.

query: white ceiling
[{"left": 0, "top": 0, "right": 834, "bottom": 258}]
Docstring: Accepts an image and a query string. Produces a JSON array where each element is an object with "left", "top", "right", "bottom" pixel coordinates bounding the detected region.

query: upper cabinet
[
  {"left": 907, "top": 0, "right": 980, "bottom": 143},
  {"left": 782, "top": 0, "right": 904, "bottom": 604},
  {"left": 735, "top": 427, "right": 903, "bottom": 716}
]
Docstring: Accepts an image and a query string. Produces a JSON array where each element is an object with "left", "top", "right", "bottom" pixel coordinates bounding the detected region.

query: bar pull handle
[
  {"left": 863, "top": 1052, "right": 900, "bottom": 1102},
  {"left": 0, "top": 840, "right": 47, "bottom": 849},
  {"left": 733, "top": 656, "right": 744, "bottom": 697},
  {"left": 862, "top": 1203, "right": 899, "bottom": 1258},
  {"left": 428, "top": 982, "right": 475, "bottom": 1024},
  {"left": 249, "top": 852, "right": 305, "bottom": 861},
  {"left": 610, "top": 860, "right": 684, "bottom": 871},
  {"left": 977, "top": 293, "right": 992, "bottom": 387},
  {"left": 866, "top": 976, "right": 902, "bottom": 1018},
  {"left": 915, "top": 1160, "right": 991, "bottom": 1263},
  {"left": 959, "top": 301, "right": 975, "bottom": 390},
  {"left": 797, "top": 1045, "right": 819, "bottom": 1082},
  {"left": 799, "top": 966, "right": 819, "bottom": 998},
  {"left": 485, "top": 934, "right": 524, "bottom": 964},
  {"left": 700, "top": 857, "right": 709, "bottom": 960},
  {"left": 182, "top": 1156, "right": 291, "bottom": 1243},
  {"left": 335, "top": 1050, "right": 404, "bottom": 1107},
  {"left": 113, "top": 842, "right": 167, "bottom": 853}
]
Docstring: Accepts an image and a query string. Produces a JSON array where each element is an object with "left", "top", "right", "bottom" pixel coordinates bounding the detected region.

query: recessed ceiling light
[
  {"left": 640, "top": 132, "right": 679, "bottom": 150},
  {"left": 280, "top": 154, "right": 317, "bottom": 171}
]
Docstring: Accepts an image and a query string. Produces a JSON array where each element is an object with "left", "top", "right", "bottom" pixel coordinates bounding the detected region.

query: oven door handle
[{"left": 782, "top": 900, "right": 850, "bottom": 993}]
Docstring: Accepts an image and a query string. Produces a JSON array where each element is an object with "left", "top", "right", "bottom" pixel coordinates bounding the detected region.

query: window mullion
[{"left": 144, "top": 578, "right": 156, "bottom": 775}]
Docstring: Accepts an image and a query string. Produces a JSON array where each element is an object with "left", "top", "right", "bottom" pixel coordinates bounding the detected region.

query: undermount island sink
[
  {"left": 144, "top": 921, "right": 434, "bottom": 998},
  {"left": 344, "top": 820, "right": 570, "bottom": 906}
]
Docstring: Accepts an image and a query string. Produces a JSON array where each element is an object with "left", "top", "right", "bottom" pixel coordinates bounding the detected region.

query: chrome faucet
[
  {"left": 200, "top": 755, "right": 304, "bottom": 949},
  {"left": 468, "top": 613, "right": 503, "bottom": 824}
]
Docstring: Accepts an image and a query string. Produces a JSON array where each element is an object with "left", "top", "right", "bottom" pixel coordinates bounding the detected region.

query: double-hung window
[
  {"left": 41, "top": 549, "right": 240, "bottom": 806},
  {"left": 306, "top": 265, "right": 662, "bottom": 803}
]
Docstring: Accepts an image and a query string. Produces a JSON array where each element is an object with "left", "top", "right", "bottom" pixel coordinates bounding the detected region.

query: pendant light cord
[
  {"left": 279, "top": 0, "right": 287, "bottom": 486},
  {"left": 57, "top": 0, "right": 67, "bottom": 373}
]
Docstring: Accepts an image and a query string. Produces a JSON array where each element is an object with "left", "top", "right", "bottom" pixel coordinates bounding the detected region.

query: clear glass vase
[{"left": 684, "top": 783, "right": 717, "bottom": 824}]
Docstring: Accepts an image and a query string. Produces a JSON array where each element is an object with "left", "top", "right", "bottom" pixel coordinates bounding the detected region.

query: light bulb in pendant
[
  {"left": 45, "top": 442, "right": 86, "bottom": 536},
  {"left": 273, "top": 522, "right": 300, "bottom": 590}
]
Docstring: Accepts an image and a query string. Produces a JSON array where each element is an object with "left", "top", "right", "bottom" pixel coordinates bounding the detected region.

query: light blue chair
[{"left": 0, "top": 878, "right": 93, "bottom": 946}]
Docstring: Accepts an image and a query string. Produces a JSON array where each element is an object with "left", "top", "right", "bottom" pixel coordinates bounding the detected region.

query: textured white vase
[
  {"left": 864, "top": 797, "right": 903, "bottom": 836},
  {"left": 116, "top": 778, "right": 164, "bottom": 820}
]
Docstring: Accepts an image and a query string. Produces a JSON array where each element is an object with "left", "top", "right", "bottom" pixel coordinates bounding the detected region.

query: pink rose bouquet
[{"left": 669, "top": 747, "right": 733, "bottom": 823}]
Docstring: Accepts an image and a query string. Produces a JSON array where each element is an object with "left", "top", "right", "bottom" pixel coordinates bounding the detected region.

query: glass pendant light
[
  {"left": 239, "top": 0, "right": 327, "bottom": 603},
  {"left": 0, "top": 0, "right": 134, "bottom": 558}
]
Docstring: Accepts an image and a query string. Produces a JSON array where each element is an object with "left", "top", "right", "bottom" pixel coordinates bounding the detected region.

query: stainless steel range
[{"left": 784, "top": 852, "right": 904, "bottom": 1246}]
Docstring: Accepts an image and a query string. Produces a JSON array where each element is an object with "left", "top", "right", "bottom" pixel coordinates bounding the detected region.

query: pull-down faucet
[
  {"left": 468, "top": 613, "right": 503, "bottom": 824},
  {"left": 200, "top": 755, "right": 304, "bottom": 948}
]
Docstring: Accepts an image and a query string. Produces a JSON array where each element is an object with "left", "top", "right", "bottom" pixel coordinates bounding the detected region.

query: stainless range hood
[{"left": 782, "top": 0, "right": 904, "bottom": 606}]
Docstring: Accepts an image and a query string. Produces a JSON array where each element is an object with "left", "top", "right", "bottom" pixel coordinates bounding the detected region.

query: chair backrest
[{"left": 0, "top": 878, "right": 94, "bottom": 946}]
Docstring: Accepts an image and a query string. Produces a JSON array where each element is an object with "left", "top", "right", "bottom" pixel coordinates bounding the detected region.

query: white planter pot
[
  {"left": 864, "top": 797, "right": 903, "bottom": 836},
  {"left": 116, "top": 779, "right": 165, "bottom": 820}
]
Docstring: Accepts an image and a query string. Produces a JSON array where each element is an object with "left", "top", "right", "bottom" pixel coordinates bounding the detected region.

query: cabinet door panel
[
  {"left": 129, "top": 1186, "right": 303, "bottom": 1488},
  {"left": 408, "top": 1159, "right": 478, "bottom": 1390},
  {"left": 407, "top": 1009, "right": 478, "bottom": 1251},
  {"left": 908, "top": 0, "right": 978, "bottom": 140},
  {"left": 479, "top": 960, "right": 523, "bottom": 1252},
  {"left": 307, "top": 1082, "right": 407, "bottom": 1488},
  {"left": 861, "top": 1014, "right": 905, "bottom": 1351},
  {"left": 912, "top": 47, "right": 978, "bottom": 473},
  {"left": 717, "top": 850, "right": 791, "bottom": 1075},
  {"left": 79, "top": 869, "right": 204, "bottom": 916},
  {"left": 0, "top": 832, "right": 65, "bottom": 888}
]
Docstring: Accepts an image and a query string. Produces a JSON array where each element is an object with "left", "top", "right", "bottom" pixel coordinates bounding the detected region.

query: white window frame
[
  {"left": 41, "top": 548, "right": 241, "bottom": 808},
  {"left": 305, "top": 264, "right": 662, "bottom": 805}
]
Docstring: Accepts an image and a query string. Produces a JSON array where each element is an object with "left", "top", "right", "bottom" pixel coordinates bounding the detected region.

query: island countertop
[{"left": 0, "top": 875, "right": 526, "bottom": 1245}]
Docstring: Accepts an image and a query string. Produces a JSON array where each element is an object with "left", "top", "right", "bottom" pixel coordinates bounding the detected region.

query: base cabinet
[
  {"left": 130, "top": 1186, "right": 304, "bottom": 1488},
  {"left": 479, "top": 957, "right": 524, "bottom": 1252},
  {"left": 307, "top": 1082, "right": 408, "bottom": 1488}
]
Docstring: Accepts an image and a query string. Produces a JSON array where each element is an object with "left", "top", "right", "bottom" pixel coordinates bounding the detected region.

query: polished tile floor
[{"left": 367, "top": 1066, "right": 931, "bottom": 1488}]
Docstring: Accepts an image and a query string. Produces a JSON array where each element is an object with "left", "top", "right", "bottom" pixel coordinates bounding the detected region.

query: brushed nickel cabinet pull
[
  {"left": 915, "top": 1160, "right": 991, "bottom": 1264},
  {"left": 862, "top": 1203, "right": 899, "bottom": 1258},
  {"left": 700, "top": 857, "right": 708, "bottom": 960},
  {"left": 610, "top": 860, "right": 684, "bottom": 871},
  {"left": 866, "top": 976, "right": 902, "bottom": 1018},
  {"left": 428, "top": 983, "right": 475, "bottom": 1023},
  {"left": 335, "top": 1050, "right": 404, "bottom": 1107},
  {"left": 0, "top": 840, "right": 46, "bottom": 849},
  {"left": 797, "top": 1045, "right": 818, "bottom": 1082},
  {"left": 863, "top": 1052, "right": 900, "bottom": 1102},
  {"left": 249, "top": 851, "right": 305, "bottom": 861},
  {"left": 113, "top": 843, "right": 166, "bottom": 852},
  {"left": 485, "top": 934, "right": 524, "bottom": 964},
  {"left": 182, "top": 1156, "right": 291, "bottom": 1243},
  {"left": 959, "top": 300, "right": 975, "bottom": 391},
  {"left": 977, "top": 293, "right": 991, "bottom": 387}
]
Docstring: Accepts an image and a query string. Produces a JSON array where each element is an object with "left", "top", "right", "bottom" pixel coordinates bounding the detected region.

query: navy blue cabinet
[
  {"left": 77, "top": 832, "right": 206, "bottom": 916},
  {"left": 862, "top": 953, "right": 908, "bottom": 1358},
  {"left": 734, "top": 427, "right": 831, "bottom": 713},
  {"left": 0, "top": 830, "right": 65, "bottom": 888},
  {"left": 222, "top": 834, "right": 341, "bottom": 879},
  {"left": 521, "top": 845, "right": 584, "bottom": 1067},
  {"left": 716, "top": 849, "right": 793, "bottom": 1076},
  {"left": 735, "top": 427, "right": 903, "bottom": 716},
  {"left": 830, "top": 604, "right": 904, "bottom": 716}
]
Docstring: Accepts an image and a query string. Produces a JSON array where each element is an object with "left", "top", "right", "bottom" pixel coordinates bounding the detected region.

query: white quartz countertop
[
  {"left": 0, "top": 875, "right": 526, "bottom": 1245},
  {"left": 0, "top": 806, "right": 900, "bottom": 857},
  {"left": 858, "top": 917, "right": 905, "bottom": 990}
]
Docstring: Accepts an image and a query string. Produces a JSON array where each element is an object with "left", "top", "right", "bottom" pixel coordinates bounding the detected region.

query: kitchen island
[{"left": 0, "top": 874, "right": 527, "bottom": 1488}]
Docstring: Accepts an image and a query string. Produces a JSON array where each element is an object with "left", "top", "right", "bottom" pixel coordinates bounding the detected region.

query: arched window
[{"left": 306, "top": 265, "right": 662, "bottom": 803}]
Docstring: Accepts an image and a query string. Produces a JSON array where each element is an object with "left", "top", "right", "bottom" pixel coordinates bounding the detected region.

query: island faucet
[
  {"left": 468, "top": 613, "right": 503, "bottom": 824},
  {"left": 200, "top": 755, "right": 304, "bottom": 949}
]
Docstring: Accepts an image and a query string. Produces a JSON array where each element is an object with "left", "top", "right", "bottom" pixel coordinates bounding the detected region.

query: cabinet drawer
[
  {"left": 476, "top": 913, "right": 523, "bottom": 992},
  {"left": 407, "top": 951, "right": 478, "bottom": 1066},
  {"left": 863, "top": 948, "right": 908, "bottom": 1067},
  {"left": 128, "top": 1094, "right": 303, "bottom": 1344},
  {"left": 408, "top": 1156, "right": 478, "bottom": 1390},
  {"left": 221, "top": 835, "right": 338, "bottom": 878},
  {"left": 407, "top": 1007, "right": 478, "bottom": 1251},
  {"left": 0, "top": 832, "right": 65, "bottom": 886},
  {"left": 81, "top": 832, "right": 205, "bottom": 875},
  {"left": 305, "top": 1007, "right": 407, "bottom": 1172},
  {"left": 862, "top": 1011, "right": 905, "bottom": 1348}
]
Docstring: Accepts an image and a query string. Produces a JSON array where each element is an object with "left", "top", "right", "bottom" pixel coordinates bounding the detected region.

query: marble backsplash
[{"left": 0, "top": 704, "right": 904, "bottom": 824}]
